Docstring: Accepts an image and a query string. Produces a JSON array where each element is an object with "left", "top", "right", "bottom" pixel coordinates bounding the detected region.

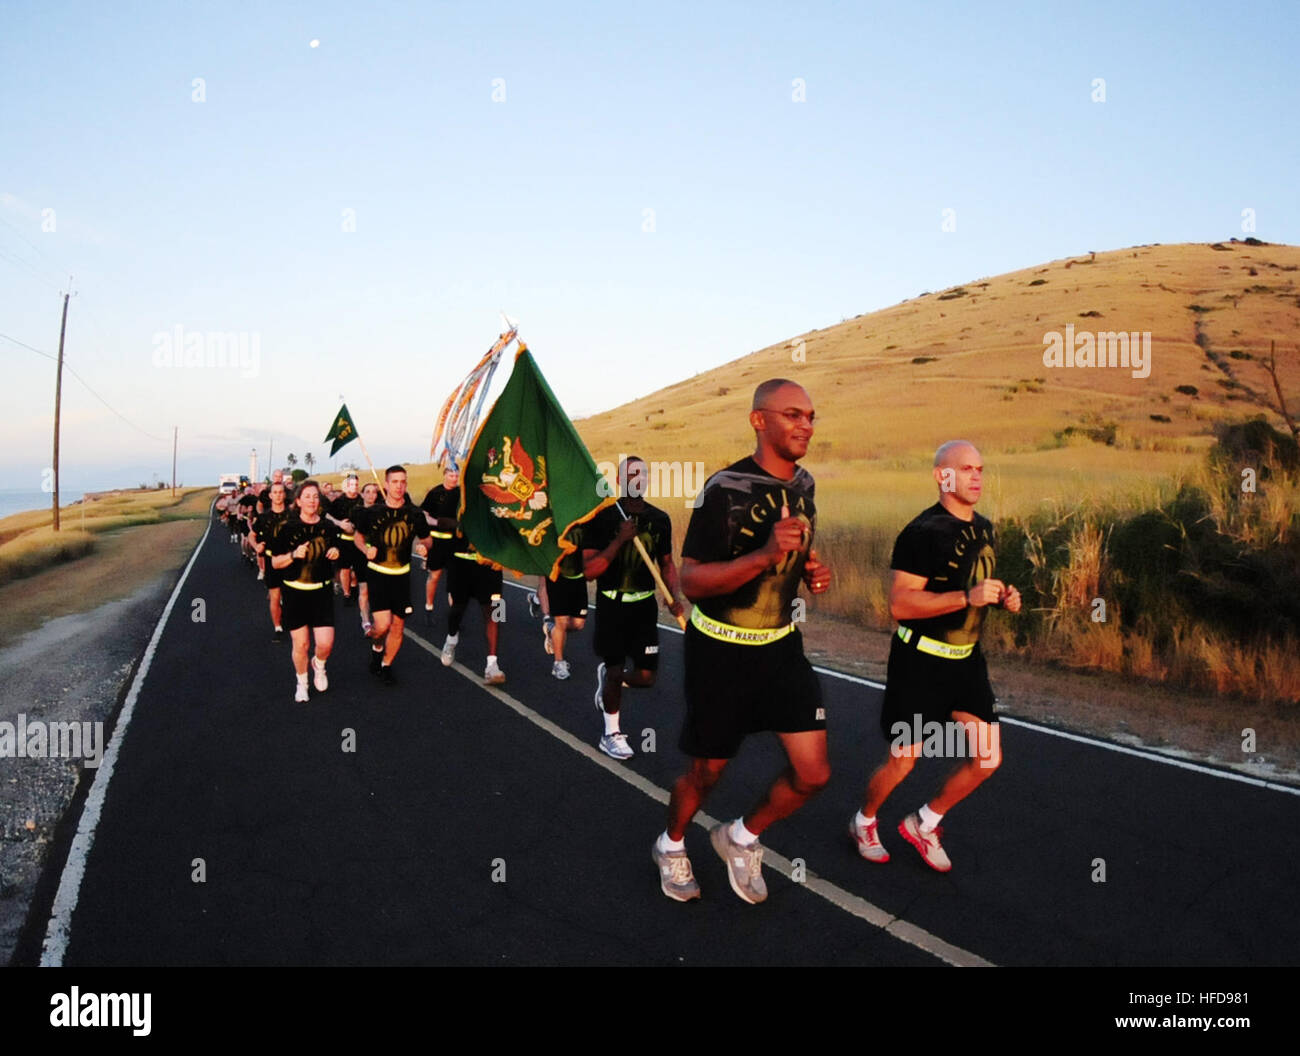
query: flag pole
[{"left": 337, "top": 394, "right": 381, "bottom": 485}]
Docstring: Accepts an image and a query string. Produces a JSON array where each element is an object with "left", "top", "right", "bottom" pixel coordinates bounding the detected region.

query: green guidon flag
[
  {"left": 324, "top": 404, "right": 359, "bottom": 456},
  {"left": 461, "top": 345, "right": 613, "bottom": 577}
]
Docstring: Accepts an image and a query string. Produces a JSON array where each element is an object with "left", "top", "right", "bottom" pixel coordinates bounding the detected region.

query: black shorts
[
  {"left": 547, "top": 575, "right": 589, "bottom": 619},
  {"left": 337, "top": 537, "right": 365, "bottom": 574},
  {"left": 447, "top": 556, "right": 503, "bottom": 606},
  {"left": 367, "top": 568, "right": 413, "bottom": 618},
  {"left": 680, "top": 624, "right": 824, "bottom": 760},
  {"left": 264, "top": 563, "right": 284, "bottom": 590},
  {"left": 878, "top": 634, "right": 998, "bottom": 739},
  {"left": 425, "top": 538, "right": 455, "bottom": 572},
  {"left": 594, "top": 595, "right": 659, "bottom": 671},
  {"left": 281, "top": 584, "right": 335, "bottom": 631}
]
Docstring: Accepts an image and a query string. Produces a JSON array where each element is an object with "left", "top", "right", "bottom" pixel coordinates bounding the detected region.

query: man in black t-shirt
[
  {"left": 419, "top": 466, "right": 461, "bottom": 626},
  {"left": 850, "top": 440, "right": 1020, "bottom": 874},
  {"left": 652, "top": 380, "right": 832, "bottom": 905},
  {"left": 326, "top": 474, "right": 364, "bottom": 606},
  {"left": 249, "top": 481, "right": 294, "bottom": 642},
  {"left": 353, "top": 465, "right": 431, "bottom": 685},
  {"left": 582, "top": 457, "right": 682, "bottom": 760},
  {"left": 236, "top": 489, "right": 259, "bottom": 564}
]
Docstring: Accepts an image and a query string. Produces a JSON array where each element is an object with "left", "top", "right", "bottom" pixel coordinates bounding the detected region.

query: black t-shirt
[
  {"left": 890, "top": 503, "right": 997, "bottom": 646},
  {"left": 251, "top": 507, "right": 293, "bottom": 554},
  {"left": 354, "top": 499, "right": 431, "bottom": 570},
  {"left": 583, "top": 503, "right": 672, "bottom": 595},
  {"left": 328, "top": 494, "right": 364, "bottom": 537},
  {"left": 420, "top": 486, "right": 460, "bottom": 540},
  {"left": 682, "top": 456, "right": 815, "bottom": 629},
  {"left": 236, "top": 494, "right": 257, "bottom": 521},
  {"left": 278, "top": 516, "right": 341, "bottom": 586}
]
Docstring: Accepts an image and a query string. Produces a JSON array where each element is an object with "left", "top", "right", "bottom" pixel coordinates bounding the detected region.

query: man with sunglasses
[{"left": 652, "top": 378, "right": 833, "bottom": 904}]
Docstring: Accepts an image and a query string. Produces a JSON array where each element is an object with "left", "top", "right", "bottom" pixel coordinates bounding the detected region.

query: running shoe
[
  {"left": 849, "top": 815, "right": 890, "bottom": 863},
  {"left": 593, "top": 661, "right": 606, "bottom": 712},
  {"left": 441, "top": 634, "right": 458, "bottom": 667},
  {"left": 294, "top": 681, "right": 310, "bottom": 703},
  {"left": 652, "top": 840, "right": 701, "bottom": 902},
  {"left": 484, "top": 658, "right": 506, "bottom": 685},
  {"left": 898, "top": 813, "right": 952, "bottom": 872},
  {"left": 542, "top": 617, "right": 555, "bottom": 655},
  {"left": 312, "top": 657, "right": 328, "bottom": 693},
  {"left": 369, "top": 647, "right": 384, "bottom": 676},
  {"left": 379, "top": 665, "right": 396, "bottom": 686},
  {"left": 257, "top": 569, "right": 264, "bottom": 581},
  {"left": 710, "top": 823, "right": 767, "bottom": 904},
  {"left": 527, "top": 592, "right": 541, "bottom": 619},
  {"left": 598, "top": 732, "right": 633, "bottom": 760},
  {"left": 551, "top": 660, "right": 570, "bottom": 680}
]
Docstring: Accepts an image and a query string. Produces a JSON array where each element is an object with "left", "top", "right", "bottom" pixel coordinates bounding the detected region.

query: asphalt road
[{"left": 34, "top": 519, "right": 1300, "bottom": 966}]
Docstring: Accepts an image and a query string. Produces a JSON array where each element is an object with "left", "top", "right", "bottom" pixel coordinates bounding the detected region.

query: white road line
[
  {"left": 500, "top": 580, "right": 1300, "bottom": 796},
  {"left": 40, "top": 514, "right": 213, "bottom": 967},
  {"left": 406, "top": 627, "right": 993, "bottom": 968}
]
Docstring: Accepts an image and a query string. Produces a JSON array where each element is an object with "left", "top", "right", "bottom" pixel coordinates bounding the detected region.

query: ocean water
[{"left": 0, "top": 490, "right": 52, "bottom": 521}]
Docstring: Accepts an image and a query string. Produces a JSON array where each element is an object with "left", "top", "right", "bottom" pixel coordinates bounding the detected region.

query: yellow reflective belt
[
  {"left": 367, "top": 562, "right": 411, "bottom": 575},
  {"left": 454, "top": 552, "right": 478, "bottom": 561},
  {"left": 339, "top": 533, "right": 354, "bottom": 541},
  {"left": 689, "top": 606, "right": 794, "bottom": 646},
  {"left": 430, "top": 531, "right": 454, "bottom": 539},
  {"left": 283, "top": 580, "right": 326, "bottom": 591},
  {"left": 600, "top": 589, "right": 655, "bottom": 603},
  {"left": 897, "top": 626, "right": 974, "bottom": 660}
]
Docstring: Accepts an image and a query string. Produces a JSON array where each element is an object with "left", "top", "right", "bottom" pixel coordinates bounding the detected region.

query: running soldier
[
  {"left": 353, "top": 465, "right": 431, "bottom": 686},
  {"left": 250, "top": 480, "right": 294, "bottom": 642},
  {"left": 850, "top": 440, "right": 1020, "bottom": 872},
  {"left": 326, "top": 473, "right": 364, "bottom": 607},
  {"left": 270, "top": 480, "right": 341, "bottom": 701},
  {"left": 653, "top": 380, "right": 832, "bottom": 904},
  {"left": 419, "top": 466, "right": 461, "bottom": 627},
  {"left": 583, "top": 457, "right": 682, "bottom": 758}
]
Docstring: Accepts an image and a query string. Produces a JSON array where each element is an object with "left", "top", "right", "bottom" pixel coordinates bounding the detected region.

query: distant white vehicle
[{"left": 218, "top": 474, "right": 240, "bottom": 495}]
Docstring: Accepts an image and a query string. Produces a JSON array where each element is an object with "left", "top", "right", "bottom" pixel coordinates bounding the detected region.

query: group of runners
[{"left": 214, "top": 376, "right": 1021, "bottom": 904}]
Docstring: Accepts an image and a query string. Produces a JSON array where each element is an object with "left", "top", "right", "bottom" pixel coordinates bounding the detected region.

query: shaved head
[
  {"left": 934, "top": 439, "right": 979, "bottom": 467},
  {"left": 752, "top": 378, "right": 802, "bottom": 411}
]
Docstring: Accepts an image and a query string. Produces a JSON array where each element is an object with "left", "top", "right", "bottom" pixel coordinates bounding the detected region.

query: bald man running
[{"left": 849, "top": 440, "right": 1021, "bottom": 873}]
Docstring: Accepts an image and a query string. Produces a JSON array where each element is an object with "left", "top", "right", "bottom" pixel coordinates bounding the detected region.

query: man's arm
[
  {"left": 889, "top": 570, "right": 1003, "bottom": 622},
  {"left": 679, "top": 511, "right": 805, "bottom": 600},
  {"left": 583, "top": 517, "right": 637, "bottom": 579},
  {"left": 658, "top": 555, "right": 685, "bottom": 616}
]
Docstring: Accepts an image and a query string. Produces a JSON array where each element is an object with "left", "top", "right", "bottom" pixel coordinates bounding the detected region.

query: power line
[{"left": 0, "top": 329, "right": 169, "bottom": 442}]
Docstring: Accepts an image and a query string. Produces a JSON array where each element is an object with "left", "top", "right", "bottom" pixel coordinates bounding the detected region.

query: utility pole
[
  {"left": 172, "top": 426, "right": 178, "bottom": 496},
  {"left": 268, "top": 438, "right": 273, "bottom": 479},
  {"left": 51, "top": 285, "right": 71, "bottom": 531}
]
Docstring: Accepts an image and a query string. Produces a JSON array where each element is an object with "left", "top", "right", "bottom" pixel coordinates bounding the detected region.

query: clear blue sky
[{"left": 2, "top": 0, "right": 1297, "bottom": 492}]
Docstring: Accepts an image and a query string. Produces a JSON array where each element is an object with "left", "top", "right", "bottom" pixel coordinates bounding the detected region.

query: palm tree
[
  {"left": 304, "top": 452, "right": 315, "bottom": 474},
  {"left": 286, "top": 453, "right": 297, "bottom": 468}
]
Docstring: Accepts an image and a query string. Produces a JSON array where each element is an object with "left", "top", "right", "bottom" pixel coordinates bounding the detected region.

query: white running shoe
[
  {"left": 898, "top": 812, "right": 952, "bottom": 872},
  {"left": 598, "top": 732, "right": 633, "bottom": 760},
  {"left": 441, "top": 634, "right": 458, "bottom": 666},
  {"left": 484, "top": 657, "right": 506, "bottom": 684},
  {"left": 551, "top": 660, "right": 570, "bottom": 680},
  {"left": 312, "top": 657, "right": 328, "bottom": 693},
  {"left": 294, "top": 681, "right": 310, "bottom": 703},
  {"left": 849, "top": 815, "right": 890, "bottom": 863}
]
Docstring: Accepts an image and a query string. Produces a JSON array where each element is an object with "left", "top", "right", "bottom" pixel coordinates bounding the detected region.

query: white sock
[
  {"left": 658, "top": 831, "right": 685, "bottom": 853},
  {"left": 730, "top": 818, "right": 759, "bottom": 847},
  {"left": 854, "top": 810, "right": 876, "bottom": 830},
  {"left": 603, "top": 711, "right": 621, "bottom": 736},
  {"left": 372, "top": 643, "right": 384, "bottom": 653},
  {"left": 312, "top": 657, "right": 326, "bottom": 672},
  {"left": 919, "top": 804, "right": 944, "bottom": 833},
  {"left": 296, "top": 672, "right": 308, "bottom": 686},
  {"left": 487, "top": 654, "right": 498, "bottom": 665},
  {"left": 274, "top": 625, "right": 283, "bottom": 632},
  {"left": 445, "top": 634, "right": 458, "bottom": 645}
]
